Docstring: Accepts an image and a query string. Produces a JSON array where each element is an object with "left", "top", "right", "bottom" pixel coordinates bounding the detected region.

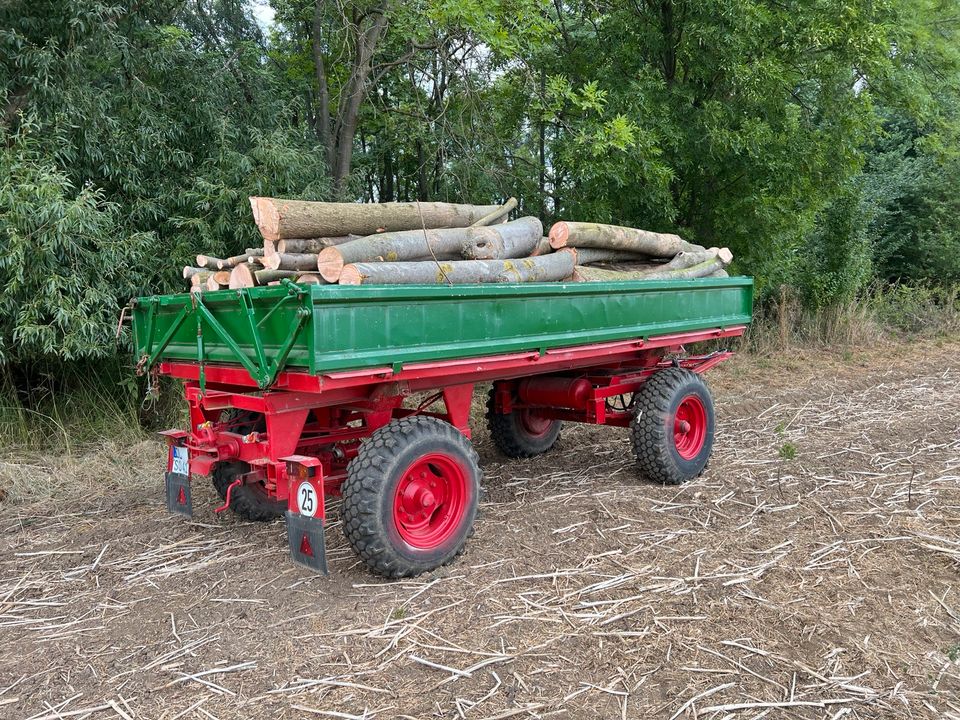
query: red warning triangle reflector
[
  {"left": 177, "top": 487, "right": 186, "bottom": 506},
  {"left": 299, "top": 533, "right": 314, "bottom": 558}
]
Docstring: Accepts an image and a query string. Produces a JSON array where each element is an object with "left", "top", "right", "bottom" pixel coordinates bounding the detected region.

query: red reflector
[
  {"left": 299, "top": 534, "right": 314, "bottom": 558},
  {"left": 177, "top": 487, "right": 186, "bottom": 506}
]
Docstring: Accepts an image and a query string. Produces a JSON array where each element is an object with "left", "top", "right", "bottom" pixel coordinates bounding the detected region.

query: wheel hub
[
  {"left": 519, "top": 409, "right": 554, "bottom": 438},
  {"left": 393, "top": 453, "right": 469, "bottom": 549},
  {"left": 673, "top": 394, "right": 707, "bottom": 460}
]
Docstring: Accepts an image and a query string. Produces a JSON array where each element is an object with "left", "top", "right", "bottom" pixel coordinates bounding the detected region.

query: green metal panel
[{"left": 131, "top": 277, "right": 753, "bottom": 383}]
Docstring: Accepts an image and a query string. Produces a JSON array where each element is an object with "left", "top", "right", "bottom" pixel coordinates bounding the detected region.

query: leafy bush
[{"left": 0, "top": 128, "right": 154, "bottom": 364}]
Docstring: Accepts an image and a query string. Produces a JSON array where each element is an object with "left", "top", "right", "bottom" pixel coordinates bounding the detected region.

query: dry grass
[{"left": 0, "top": 340, "right": 958, "bottom": 719}]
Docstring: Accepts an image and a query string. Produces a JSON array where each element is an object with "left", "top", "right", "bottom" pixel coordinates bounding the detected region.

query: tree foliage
[{"left": 1, "top": 0, "right": 958, "bottom": 367}]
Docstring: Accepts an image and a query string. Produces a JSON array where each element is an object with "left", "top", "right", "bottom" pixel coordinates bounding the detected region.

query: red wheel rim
[
  {"left": 673, "top": 394, "right": 707, "bottom": 460},
  {"left": 519, "top": 409, "right": 553, "bottom": 439},
  {"left": 393, "top": 453, "right": 470, "bottom": 549}
]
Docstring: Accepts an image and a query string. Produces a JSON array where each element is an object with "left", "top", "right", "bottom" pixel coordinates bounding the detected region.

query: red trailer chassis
[{"left": 159, "top": 325, "right": 745, "bottom": 575}]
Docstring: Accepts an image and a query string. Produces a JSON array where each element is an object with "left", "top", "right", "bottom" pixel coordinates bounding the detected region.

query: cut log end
[
  {"left": 717, "top": 247, "right": 734, "bottom": 264},
  {"left": 255, "top": 197, "right": 282, "bottom": 242},
  {"left": 262, "top": 252, "right": 281, "bottom": 271},
  {"left": 339, "top": 265, "right": 363, "bottom": 285},
  {"left": 229, "top": 263, "right": 256, "bottom": 289},
  {"left": 317, "top": 247, "right": 346, "bottom": 282},
  {"left": 548, "top": 222, "right": 570, "bottom": 248}
]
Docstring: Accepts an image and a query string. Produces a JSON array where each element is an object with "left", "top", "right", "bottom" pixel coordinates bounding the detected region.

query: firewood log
[
  {"left": 296, "top": 273, "right": 326, "bottom": 284},
  {"left": 229, "top": 263, "right": 256, "bottom": 288},
  {"left": 338, "top": 250, "right": 576, "bottom": 286},
  {"left": 277, "top": 236, "right": 358, "bottom": 254},
  {"left": 228, "top": 265, "right": 301, "bottom": 288},
  {"left": 549, "top": 221, "right": 704, "bottom": 257},
  {"left": 196, "top": 249, "right": 265, "bottom": 270},
  {"left": 250, "top": 197, "right": 502, "bottom": 241},
  {"left": 318, "top": 217, "right": 542, "bottom": 282},
  {"left": 459, "top": 217, "right": 543, "bottom": 260},
  {"left": 256, "top": 269, "right": 300, "bottom": 285},
  {"left": 262, "top": 253, "right": 321, "bottom": 271}
]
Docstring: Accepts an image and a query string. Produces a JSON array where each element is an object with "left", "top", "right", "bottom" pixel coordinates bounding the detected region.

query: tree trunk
[
  {"left": 183, "top": 266, "right": 205, "bottom": 279},
  {"left": 329, "top": 5, "right": 389, "bottom": 194},
  {"left": 277, "top": 236, "right": 357, "bottom": 254},
  {"left": 549, "top": 221, "right": 703, "bottom": 257},
  {"left": 459, "top": 217, "right": 543, "bottom": 260},
  {"left": 251, "top": 197, "right": 502, "bottom": 241},
  {"left": 263, "top": 253, "right": 322, "bottom": 271},
  {"left": 469, "top": 197, "right": 517, "bottom": 227},
  {"left": 339, "top": 250, "right": 576, "bottom": 285}
]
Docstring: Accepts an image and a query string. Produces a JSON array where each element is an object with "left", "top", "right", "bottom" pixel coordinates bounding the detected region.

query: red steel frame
[{"left": 159, "top": 326, "right": 745, "bottom": 522}]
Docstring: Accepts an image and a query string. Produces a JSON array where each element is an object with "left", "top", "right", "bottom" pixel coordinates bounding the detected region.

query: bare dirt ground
[{"left": 1, "top": 339, "right": 959, "bottom": 720}]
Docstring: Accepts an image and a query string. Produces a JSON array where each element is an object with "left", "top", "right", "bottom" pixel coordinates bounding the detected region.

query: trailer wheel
[
  {"left": 485, "top": 389, "right": 562, "bottom": 458},
  {"left": 342, "top": 416, "right": 481, "bottom": 578},
  {"left": 211, "top": 461, "right": 285, "bottom": 522},
  {"left": 630, "top": 368, "right": 715, "bottom": 485}
]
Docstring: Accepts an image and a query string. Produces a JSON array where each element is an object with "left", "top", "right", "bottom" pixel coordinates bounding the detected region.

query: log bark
[
  {"left": 498, "top": 250, "right": 576, "bottom": 283},
  {"left": 263, "top": 253, "right": 321, "bottom": 271},
  {"left": 339, "top": 250, "right": 576, "bottom": 286},
  {"left": 549, "top": 221, "right": 703, "bottom": 257},
  {"left": 459, "top": 217, "right": 543, "bottom": 260},
  {"left": 250, "top": 197, "right": 502, "bottom": 241},
  {"left": 530, "top": 237, "right": 552, "bottom": 257},
  {"left": 277, "top": 236, "right": 357, "bottom": 254},
  {"left": 469, "top": 197, "right": 517, "bottom": 227},
  {"left": 319, "top": 217, "right": 542, "bottom": 281},
  {"left": 183, "top": 266, "right": 205, "bottom": 279}
]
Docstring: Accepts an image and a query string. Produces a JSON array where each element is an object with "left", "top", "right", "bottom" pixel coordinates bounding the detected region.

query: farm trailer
[{"left": 130, "top": 277, "right": 753, "bottom": 577}]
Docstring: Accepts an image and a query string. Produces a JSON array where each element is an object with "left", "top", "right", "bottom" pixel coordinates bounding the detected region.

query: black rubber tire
[
  {"left": 211, "top": 460, "right": 286, "bottom": 522},
  {"left": 341, "top": 416, "right": 481, "bottom": 578},
  {"left": 630, "top": 368, "right": 715, "bottom": 485},
  {"left": 211, "top": 410, "right": 265, "bottom": 501},
  {"left": 485, "top": 388, "right": 562, "bottom": 458}
]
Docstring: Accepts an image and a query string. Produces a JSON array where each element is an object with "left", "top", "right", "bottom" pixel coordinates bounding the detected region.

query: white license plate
[{"left": 171, "top": 446, "right": 189, "bottom": 476}]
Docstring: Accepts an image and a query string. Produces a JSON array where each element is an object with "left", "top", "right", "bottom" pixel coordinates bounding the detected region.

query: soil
[{"left": 1, "top": 339, "right": 959, "bottom": 719}]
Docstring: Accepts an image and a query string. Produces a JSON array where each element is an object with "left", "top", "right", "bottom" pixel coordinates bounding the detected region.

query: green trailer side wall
[{"left": 132, "top": 278, "right": 753, "bottom": 380}]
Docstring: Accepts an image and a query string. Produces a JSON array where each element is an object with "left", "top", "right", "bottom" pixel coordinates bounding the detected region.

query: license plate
[{"left": 171, "top": 446, "right": 189, "bottom": 476}]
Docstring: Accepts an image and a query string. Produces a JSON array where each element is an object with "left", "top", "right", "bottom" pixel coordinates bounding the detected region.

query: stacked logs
[{"left": 180, "top": 197, "right": 734, "bottom": 291}]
